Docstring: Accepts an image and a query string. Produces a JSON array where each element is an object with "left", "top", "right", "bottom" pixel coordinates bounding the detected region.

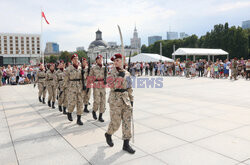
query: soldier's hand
[
  {"left": 118, "top": 71, "right": 125, "bottom": 78},
  {"left": 131, "top": 101, "right": 133, "bottom": 107}
]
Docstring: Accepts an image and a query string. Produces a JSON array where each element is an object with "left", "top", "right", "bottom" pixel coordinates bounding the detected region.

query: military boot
[
  {"left": 58, "top": 105, "right": 62, "bottom": 112},
  {"left": 63, "top": 107, "right": 67, "bottom": 115},
  {"left": 77, "top": 115, "right": 83, "bottom": 125},
  {"left": 98, "top": 113, "right": 104, "bottom": 122},
  {"left": 67, "top": 112, "right": 73, "bottom": 121},
  {"left": 52, "top": 102, "right": 55, "bottom": 109},
  {"left": 39, "top": 96, "right": 42, "bottom": 102},
  {"left": 123, "top": 140, "right": 135, "bottom": 154},
  {"left": 105, "top": 133, "right": 114, "bottom": 147},
  {"left": 48, "top": 101, "right": 51, "bottom": 107},
  {"left": 42, "top": 98, "right": 46, "bottom": 104},
  {"left": 92, "top": 111, "right": 97, "bottom": 120},
  {"left": 84, "top": 105, "right": 89, "bottom": 113}
]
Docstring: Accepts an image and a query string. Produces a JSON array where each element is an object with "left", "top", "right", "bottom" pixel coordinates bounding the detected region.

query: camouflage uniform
[
  {"left": 89, "top": 65, "right": 106, "bottom": 114},
  {"left": 82, "top": 66, "right": 91, "bottom": 105},
  {"left": 63, "top": 65, "right": 83, "bottom": 115},
  {"left": 185, "top": 61, "right": 191, "bottom": 78},
  {"left": 56, "top": 69, "right": 67, "bottom": 110},
  {"left": 0, "top": 69, "right": 3, "bottom": 87},
  {"left": 231, "top": 60, "right": 238, "bottom": 80},
  {"left": 46, "top": 70, "right": 57, "bottom": 104},
  {"left": 35, "top": 69, "right": 47, "bottom": 101},
  {"left": 106, "top": 68, "right": 134, "bottom": 140}
]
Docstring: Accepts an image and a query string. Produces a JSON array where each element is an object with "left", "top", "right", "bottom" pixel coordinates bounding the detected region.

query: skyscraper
[
  {"left": 179, "top": 32, "right": 189, "bottom": 39},
  {"left": 130, "top": 26, "right": 141, "bottom": 49},
  {"left": 148, "top": 36, "right": 162, "bottom": 46},
  {"left": 44, "top": 42, "right": 59, "bottom": 55},
  {"left": 242, "top": 20, "right": 250, "bottom": 29},
  {"left": 166, "top": 32, "right": 178, "bottom": 40}
]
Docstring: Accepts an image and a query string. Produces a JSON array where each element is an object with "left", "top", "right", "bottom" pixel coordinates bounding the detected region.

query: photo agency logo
[{"left": 86, "top": 76, "right": 163, "bottom": 89}]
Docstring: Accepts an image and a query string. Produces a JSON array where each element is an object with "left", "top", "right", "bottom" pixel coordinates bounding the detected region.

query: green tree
[{"left": 49, "top": 55, "right": 58, "bottom": 63}]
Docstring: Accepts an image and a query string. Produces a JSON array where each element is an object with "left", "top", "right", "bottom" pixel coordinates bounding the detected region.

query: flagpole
[{"left": 41, "top": 9, "right": 44, "bottom": 65}]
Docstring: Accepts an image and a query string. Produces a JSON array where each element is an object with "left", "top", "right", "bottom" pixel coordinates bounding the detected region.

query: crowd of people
[
  {"left": 1, "top": 57, "right": 250, "bottom": 88},
  {"left": 127, "top": 57, "right": 250, "bottom": 80}
]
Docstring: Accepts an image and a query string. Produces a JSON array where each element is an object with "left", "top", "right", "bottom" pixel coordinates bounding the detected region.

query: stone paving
[{"left": 0, "top": 76, "right": 250, "bottom": 165}]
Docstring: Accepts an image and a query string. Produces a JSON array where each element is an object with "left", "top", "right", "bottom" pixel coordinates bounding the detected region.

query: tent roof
[
  {"left": 172, "top": 48, "right": 229, "bottom": 56},
  {"left": 128, "top": 53, "right": 174, "bottom": 63}
]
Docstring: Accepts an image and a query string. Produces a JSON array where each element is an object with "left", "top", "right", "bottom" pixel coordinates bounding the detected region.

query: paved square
[{"left": 0, "top": 77, "right": 250, "bottom": 165}]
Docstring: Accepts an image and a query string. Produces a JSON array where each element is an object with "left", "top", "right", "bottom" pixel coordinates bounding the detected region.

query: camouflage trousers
[
  {"left": 107, "top": 100, "right": 133, "bottom": 140},
  {"left": 63, "top": 88, "right": 68, "bottom": 108},
  {"left": 93, "top": 88, "right": 106, "bottom": 113},
  {"left": 38, "top": 82, "right": 46, "bottom": 98},
  {"left": 67, "top": 90, "right": 83, "bottom": 115},
  {"left": 58, "top": 88, "right": 67, "bottom": 107},
  {"left": 186, "top": 68, "right": 190, "bottom": 78},
  {"left": 82, "top": 88, "right": 91, "bottom": 105},
  {"left": 231, "top": 69, "right": 237, "bottom": 79},
  {"left": 47, "top": 85, "right": 56, "bottom": 102},
  {"left": 0, "top": 76, "right": 2, "bottom": 86}
]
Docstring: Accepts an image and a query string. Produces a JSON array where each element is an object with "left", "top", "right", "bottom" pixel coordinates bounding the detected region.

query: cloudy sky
[{"left": 0, "top": 0, "right": 249, "bottom": 51}]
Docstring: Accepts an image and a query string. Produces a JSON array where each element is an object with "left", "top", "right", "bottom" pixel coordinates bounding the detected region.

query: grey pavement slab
[{"left": 0, "top": 77, "right": 250, "bottom": 164}]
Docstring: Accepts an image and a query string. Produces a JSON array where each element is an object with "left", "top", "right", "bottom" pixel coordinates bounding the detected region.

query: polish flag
[{"left": 41, "top": 11, "right": 50, "bottom": 24}]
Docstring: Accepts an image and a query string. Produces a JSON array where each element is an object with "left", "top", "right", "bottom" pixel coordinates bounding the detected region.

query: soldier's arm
[
  {"left": 35, "top": 71, "right": 39, "bottom": 84},
  {"left": 62, "top": 69, "right": 69, "bottom": 90}
]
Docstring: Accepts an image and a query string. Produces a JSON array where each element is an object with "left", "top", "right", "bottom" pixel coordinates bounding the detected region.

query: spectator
[{"left": 246, "top": 59, "right": 250, "bottom": 80}]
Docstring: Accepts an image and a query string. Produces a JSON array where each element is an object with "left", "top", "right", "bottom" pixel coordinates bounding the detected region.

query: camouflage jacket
[
  {"left": 63, "top": 65, "right": 83, "bottom": 93},
  {"left": 89, "top": 65, "right": 105, "bottom": 87},
  {"left": 107, "top": 68, "right": 134, "bottom": 106},
  {"left": 45, "top": 70, "right": 56, "bottom": 87},
  {"left": 55, "top": 69, "right": 65, "bottom": 91},
  {"left": 35, "top": 69, "right": 46, "bottom": 84}
]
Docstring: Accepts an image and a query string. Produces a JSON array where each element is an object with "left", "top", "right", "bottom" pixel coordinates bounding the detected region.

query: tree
[
  {"left": 59, "top": 51, "right": 71, "bottom": 63},
  {"left": 49, "top": 55, "right": 58, "bottom": 63}
]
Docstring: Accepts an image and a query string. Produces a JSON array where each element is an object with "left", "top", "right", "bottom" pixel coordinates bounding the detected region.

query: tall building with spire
[{"left": 130, "top": 26, "right": 141, "bottom": 49}]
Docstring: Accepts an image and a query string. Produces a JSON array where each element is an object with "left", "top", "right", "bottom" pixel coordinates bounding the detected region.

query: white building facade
[
  {"left": 0, "top": 33, "right": 41, "bottom": 65},
  {"left": 87, "top": 29, "right": 141, "bottom": 61}
]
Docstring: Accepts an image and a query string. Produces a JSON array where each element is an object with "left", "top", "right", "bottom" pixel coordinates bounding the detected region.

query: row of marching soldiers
[{"left": 34, "top": 53, "right": 135, "bottom": 154}]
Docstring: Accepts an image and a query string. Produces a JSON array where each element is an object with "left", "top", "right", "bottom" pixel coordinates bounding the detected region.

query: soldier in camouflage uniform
[
  {"left": 81, "top": 57, "right": 91, "bottom": 113},
  {"left": 105, "top": 54, "right": 135, "bottom": 154},
  {"left": 185, "top": 59, "right": 191, "bottom": 78},
  {"left": 63, "top": 54, "right": 84, "bottom": 125},
  {"left": 46, "top": 63, "right": 57, "bottom": 109},
  {"left": 231, "top": 57, "right": 238, "bottom": 80},
  {"left": 56, "top": 61, "right": 67, "bottom": 114},
  {"left": 34, "top": 64, "right": 47, "bottom": 104},
  {"left": 89, "top": 55, "right": 106, "bottom": 122}
]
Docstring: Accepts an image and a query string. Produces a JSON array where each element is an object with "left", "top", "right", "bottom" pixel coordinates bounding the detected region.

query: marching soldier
[
  {"left": 105, "top": 54, "right": 135, "bottom": 154},
  {"left": 56, "top": 61, "right": 67, "bottom": 114},
  {"left": 231, "top": 57, "right": 238, "bottom": 80},
  {"left": 81, "top": 57, "right": 91, "bottom": 113},
  {"left": 46, "top": 63, "right": 57, "bottom": 109},
  {"left": 185, "top": 59, "right": 191, "bottom": 78},
  {"left": 34, "top": 64, "right": 46, "bottom": 104},
  {"left": 89, "top": 55, "right": 106, "bottom": 122},
  {"left": 63, "top": 54, "right": 84, "bottom": 125}
]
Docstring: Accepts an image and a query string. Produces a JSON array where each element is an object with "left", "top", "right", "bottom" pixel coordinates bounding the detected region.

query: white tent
[
  {"left": 128, "top": 53, "right": 174, "bottom": 63},
  {"left": 172, "top": 48, "right": 229, "bottom": 61}
]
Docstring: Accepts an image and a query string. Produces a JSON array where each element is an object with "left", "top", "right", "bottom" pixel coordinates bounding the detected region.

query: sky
[{"left": 0, "top": 0, "right": 249, "bottom": 51}]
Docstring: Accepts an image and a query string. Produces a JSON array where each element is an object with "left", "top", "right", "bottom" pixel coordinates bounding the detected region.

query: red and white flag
[{"left": 41, "top": 11, "right": 50, "bottom": 24}]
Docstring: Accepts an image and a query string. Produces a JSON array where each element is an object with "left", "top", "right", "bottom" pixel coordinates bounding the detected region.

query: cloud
[
  {"left": 0, "top": 0, "right": 248, "bottom": 51},
  {"left": 216, "top": 1, "right": 250, "bottom": 12}
]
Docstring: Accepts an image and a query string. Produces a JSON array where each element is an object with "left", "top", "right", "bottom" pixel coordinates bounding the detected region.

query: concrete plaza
[{"left": 0, "top": 77, "right": 250, "bottom": 165}]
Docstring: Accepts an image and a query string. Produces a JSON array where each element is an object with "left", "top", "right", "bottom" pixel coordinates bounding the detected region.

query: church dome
[{"left": 88, "top": 29, "right": 108, "bottom": 49}]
